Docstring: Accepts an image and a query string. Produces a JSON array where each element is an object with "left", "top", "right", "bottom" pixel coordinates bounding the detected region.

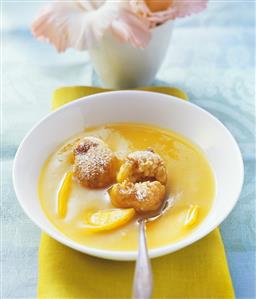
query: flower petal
[
  {"left": 111, "top": 8, "right": 151, "bottom": 49},
  {"left": 130, "top": 0, "right": 207, "bottom": 27},
  {"left": 31, "top": 1, "right": 119, "bottom": 52}
]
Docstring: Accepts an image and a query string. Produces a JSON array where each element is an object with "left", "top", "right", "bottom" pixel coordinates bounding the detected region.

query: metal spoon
[{"left": 132, "top": 197, "right": 175, "bottom": 299}]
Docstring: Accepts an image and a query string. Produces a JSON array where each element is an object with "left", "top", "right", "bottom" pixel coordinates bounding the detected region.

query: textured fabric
[
  {"left": 37, "top": 86, "right": 234, "bottom": 299},
  {"left": 39, "top": 231, "right": 234, "bottom": 299},
  {"left": 51, "top": 85, "right": 188, "bottom": 109}
]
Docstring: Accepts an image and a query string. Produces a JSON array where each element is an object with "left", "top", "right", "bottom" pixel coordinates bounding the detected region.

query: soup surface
[{"left": 38, "top": 123, "right": 215, "bottom": 251}]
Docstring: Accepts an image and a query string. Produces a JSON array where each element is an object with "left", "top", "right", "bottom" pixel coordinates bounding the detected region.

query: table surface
[{"left": 2, "top": 1, "right": 255, "bottom": 298}]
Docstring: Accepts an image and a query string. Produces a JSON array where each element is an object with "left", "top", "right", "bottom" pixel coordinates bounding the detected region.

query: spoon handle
[{"left": 132, "top": 220, "right": 153, "bottom": 299}]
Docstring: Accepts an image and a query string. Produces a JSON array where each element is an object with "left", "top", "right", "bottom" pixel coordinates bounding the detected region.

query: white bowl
[{"left": 13, "top": 91, "right": 244, "bottom": 261}]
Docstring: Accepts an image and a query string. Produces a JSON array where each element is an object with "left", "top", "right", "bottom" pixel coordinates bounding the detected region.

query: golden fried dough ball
[
  {"left": 109, "top": 180, "right": 166, "bottom": 213},
  {"left": 73, "top": 137, "right": 117, "bottom": 189},
  {"left": 117, "top": 150, "right": 167, "bottom": 185}
]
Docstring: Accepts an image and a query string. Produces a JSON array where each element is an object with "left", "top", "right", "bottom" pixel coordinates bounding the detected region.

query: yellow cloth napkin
[{"left": 38, "top": 86, "right": 235, "bottom": 299}]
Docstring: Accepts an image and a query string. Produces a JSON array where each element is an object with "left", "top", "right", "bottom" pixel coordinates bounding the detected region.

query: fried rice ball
[
  {"left": 109, "top": 180, "right": 166, "bottom": 213},
  {"left": 73, "top": 137, "right": 117, "bottom": 189},
  {"left": 117, "top": 149, "right": 167, "bottom": 185}
]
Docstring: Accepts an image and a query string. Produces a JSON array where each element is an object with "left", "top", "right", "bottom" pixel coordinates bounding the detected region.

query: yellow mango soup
[{"left": 38, "top": 123, "right": 215, "bottom": 251}]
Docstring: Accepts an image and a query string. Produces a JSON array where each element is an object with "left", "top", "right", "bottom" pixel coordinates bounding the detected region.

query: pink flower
[
  {"left": 130, "top": 0, "right": 208, "bottom": 27},
  {"left": 31, "top": 0, "right": 207, "bottom": 52},
  {"left": 31, "top": 0, "right": 150, "bottom": 52}
]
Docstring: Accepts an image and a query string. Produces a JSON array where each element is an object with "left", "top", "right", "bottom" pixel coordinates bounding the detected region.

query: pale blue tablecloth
[{"left": 2, "top": 1, "right": 255, "bottom": 298}]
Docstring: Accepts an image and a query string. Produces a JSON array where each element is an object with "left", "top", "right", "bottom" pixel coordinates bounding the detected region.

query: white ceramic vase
[{"left": 89, "top": 21, "right": 174, "bottom": 89}]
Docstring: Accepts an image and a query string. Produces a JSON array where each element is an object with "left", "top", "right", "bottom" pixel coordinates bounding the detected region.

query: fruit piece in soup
[
  {"left": 57, "top": 171, "right": 73, "bottom": 218},
  {"left": 73, "top": 137, "right": 117, "bottom": 188},
  {"left": 184, "top": 205, "right": 199, "bottom": 227},
  {"left": 109, "top": 180, "right": 166, "bottom": 213},
  {"left": 83, "top": 208, "right": 135, "bottom": 232},
  {"left": 117, "top": 149, "right": 167, "bottom": 185}
]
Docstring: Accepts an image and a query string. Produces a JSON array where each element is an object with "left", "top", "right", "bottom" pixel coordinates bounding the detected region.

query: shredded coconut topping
[
  {"left": 135, "top": 183, "right": 149, "bottom": 201},
  {"left": 75, "top": 147, "right": 112, "bottom": 178}
]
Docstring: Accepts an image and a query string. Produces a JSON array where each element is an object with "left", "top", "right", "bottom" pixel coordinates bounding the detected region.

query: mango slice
[
  {"left": 68, "top": 153, "right": 75, "bottom": 164},
  {"left": 83, "top": 208, "right": 135, "bottom": 232},
  {"left": 116, "top": 163, "right": 131, "bottom": 183},
  {"left": 57, "top": 171, "right": 73, "bottom": 218},
  {"left": 184, "top": 205, "right": 199, "bottom": 227}
]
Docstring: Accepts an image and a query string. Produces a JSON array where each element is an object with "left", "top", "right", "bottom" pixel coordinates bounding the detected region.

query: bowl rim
[{"left": 13, "top": 90, "right": 244, "bottom": 261}]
